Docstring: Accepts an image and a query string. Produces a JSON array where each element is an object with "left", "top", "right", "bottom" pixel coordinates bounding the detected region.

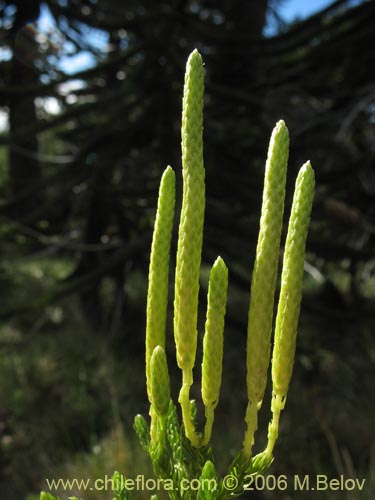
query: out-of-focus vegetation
[{"left": 0, "top": 1, "right": 374, "bottom": 499}]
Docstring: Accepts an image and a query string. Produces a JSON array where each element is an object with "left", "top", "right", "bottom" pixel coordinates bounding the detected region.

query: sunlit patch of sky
[
  {"left": 265, "top": 0, "right": 330, "bottom": 36},
  {"left": 37, "top": 4, "right": 107, "bottom": 75},
  {"left": 0, "top": 112, "right": 8, "bottom": 131},
  {"left": 264, "top": 0, "right": 364, "bottom": 36},
  {"left": 278, "top": 0, "right": 334, "bottom": 20},
  {"left": 58, "top": 51, "right": 96, "bottom": 74},
  {"left": 37, "top": 3, "right": 55, "bottom": 32},
  {"left": 35, "top": 96, "right": 61, "bottom": 115},
  {"left": 0, "top": 47, "right": 12, "bottom": 62}
]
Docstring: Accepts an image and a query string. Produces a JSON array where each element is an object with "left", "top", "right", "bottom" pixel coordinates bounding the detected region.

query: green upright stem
[
  {"left": 178, "top": 368, "right": 201, "bottom": 447},
  {"left": 203, "top": 406, "right": 215, "bottom": 446}
]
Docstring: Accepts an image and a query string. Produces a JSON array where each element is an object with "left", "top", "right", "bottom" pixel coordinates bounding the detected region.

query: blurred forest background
[{"left": 0, "top": 0, "right": 374, "bottom": 499}]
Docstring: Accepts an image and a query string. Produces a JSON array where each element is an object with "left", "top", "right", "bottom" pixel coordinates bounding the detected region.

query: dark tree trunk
[
  {"left": 76, "top": 30, "right": 125, "bottom": 333},
  {"left": 7, "top": 0, "right": 43, "bottom": 220}
]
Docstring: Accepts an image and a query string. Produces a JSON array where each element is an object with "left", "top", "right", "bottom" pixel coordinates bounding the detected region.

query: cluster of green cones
[
  {"left": 39, "top": 49, "right": 314, "bottom": 500},
  {"left": 141, "top": 49, "right": 314, "bottom": 499}
]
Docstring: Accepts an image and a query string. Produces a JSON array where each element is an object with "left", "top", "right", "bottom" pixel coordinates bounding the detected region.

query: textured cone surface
[
  {"left": 150, "top": 346, "right": 171, "bottom": 416},
  {"left": 202, "top": 257, "right": 228, "bottom": 407},
  {"left": 146, "top": 167, "right": 175, "bottom": 400},
  {"left": 246, "top": 120, "right": 289, "bottom": 406},
  {"left": 272, "top": 162, "right": 315, "bottom": 397},
  {"left": 174, "top": 49, "right": 205, "bottom": 370}
]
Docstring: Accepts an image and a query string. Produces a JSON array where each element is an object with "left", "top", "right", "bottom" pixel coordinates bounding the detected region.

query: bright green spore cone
[
  {"left": 272, "top": 161, "right": 315, "bottom": 397},
  {"left": 202, "top": 256, "right": 228, "bottom": 444},
  {"left": 150, "top": 345, "right": 171, "bottom": 417},
  {"left": 266, "top": 161, "right": 315, "bottom": 457},
  {"left": 243, "top": 120, "right": 289, "bottom": 457},
  {"left": 246, "top": 120, "right": 289, "bottom": 405},
  {"left": 174, "top": 49, "right": 205, "bottom": 372},
  {"left": 146, "top": 166, "right": 175, "bottom": 401},
  {"left": 202, "top": 256, "right": 228, "bottom": 408}
]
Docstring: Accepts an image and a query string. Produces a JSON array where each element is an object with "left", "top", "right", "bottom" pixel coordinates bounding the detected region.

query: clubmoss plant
[
  {"left": 39, "top": 49, "right": 314, "bottom": 500},
  {"left": 132, "top": 48, "right": 314, "bottom": 500}
]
